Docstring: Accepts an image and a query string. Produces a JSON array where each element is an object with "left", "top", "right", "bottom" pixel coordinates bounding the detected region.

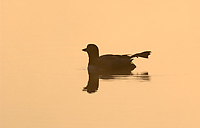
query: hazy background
[{"left": 1, "top": 0, "right": 200, "bottom": 128}]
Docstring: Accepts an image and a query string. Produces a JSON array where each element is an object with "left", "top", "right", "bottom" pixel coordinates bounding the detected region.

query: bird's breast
[{"left": 88, "top": 65, "right": 98, "bottom": 74}]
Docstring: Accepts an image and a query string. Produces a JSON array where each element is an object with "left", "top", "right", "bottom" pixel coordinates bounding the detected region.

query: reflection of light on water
[{"left": 76, "top": 67, "right": 87, "bottom": 70}]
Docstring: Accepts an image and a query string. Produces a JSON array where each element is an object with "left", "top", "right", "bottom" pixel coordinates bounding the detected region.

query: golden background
[{"left": 1, "top": 0, "right": 200, "bottom": 128}]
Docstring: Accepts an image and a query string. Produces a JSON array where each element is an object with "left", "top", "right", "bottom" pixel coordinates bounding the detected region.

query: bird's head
[{"left": 82, "top": 44, "right": 99, "bottom": 57}]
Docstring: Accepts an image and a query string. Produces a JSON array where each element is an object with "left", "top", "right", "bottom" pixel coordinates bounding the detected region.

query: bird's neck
[{"left": 88, "top": 54, "right": 99, "bottom": 65}]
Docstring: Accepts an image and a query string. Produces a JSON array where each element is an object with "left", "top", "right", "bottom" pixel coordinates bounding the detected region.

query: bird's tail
[{"left": 131, "top": 51, "right": 151, "bottom": 58}]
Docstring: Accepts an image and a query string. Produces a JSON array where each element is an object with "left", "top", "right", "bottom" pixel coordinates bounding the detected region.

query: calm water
[
  {"left": 1, "top": 0, "right": 200, "bottom": 128},
  {"left": 1, "top": 49, "right": 200, "bottom": 128}
]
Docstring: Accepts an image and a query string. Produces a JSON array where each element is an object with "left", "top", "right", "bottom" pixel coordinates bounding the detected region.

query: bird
[{"left": 82, "top": 44, "right": 151, "bottom": 75}]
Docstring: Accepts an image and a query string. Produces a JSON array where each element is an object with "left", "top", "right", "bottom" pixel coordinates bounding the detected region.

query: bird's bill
[{"left": 82, "top": 48, "right": 87, "bottom": 52}]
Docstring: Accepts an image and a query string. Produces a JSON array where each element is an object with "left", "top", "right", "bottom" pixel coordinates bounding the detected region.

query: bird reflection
[
  {"left": 83, "top": 73, "right": 99, "bottom": 94},
  {"left": 83, "top": 72, "right": 150, "bottom": 94},
  {"left": 99, "top": 72, "right": 150, "bottom": 81}
]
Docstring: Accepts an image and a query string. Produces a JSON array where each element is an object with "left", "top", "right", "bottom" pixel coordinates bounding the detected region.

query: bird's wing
[{"left": 98, "top": 54, "right": 131, "bottom": 68}]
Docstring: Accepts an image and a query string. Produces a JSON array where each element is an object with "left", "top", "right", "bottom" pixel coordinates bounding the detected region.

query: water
[
  {"left": 1, "top": 0, "right": 200, "bottom": 128},
  {"left": 1, "top": 49, "right": 200, "bottom": 128}
]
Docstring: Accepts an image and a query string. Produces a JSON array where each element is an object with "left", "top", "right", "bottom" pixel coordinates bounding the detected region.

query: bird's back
[{"left": 96, "top": 54, "right": 136, "bottom": 74}]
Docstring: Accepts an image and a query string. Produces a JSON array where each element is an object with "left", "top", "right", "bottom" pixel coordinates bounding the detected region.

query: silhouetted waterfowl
[{"left": 82, "top": 44, "right": 151, "bottom": 75}]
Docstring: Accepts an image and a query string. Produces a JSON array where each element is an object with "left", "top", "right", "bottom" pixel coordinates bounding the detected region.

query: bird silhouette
[{"left": 82, "top": 44, "right": 151, "bottom": 75}]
